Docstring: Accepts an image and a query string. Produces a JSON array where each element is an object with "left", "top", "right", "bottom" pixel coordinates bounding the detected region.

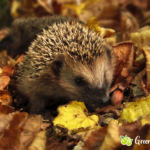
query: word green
[{"left": 120, "top": 135, "right": 133, "bottom": 146}]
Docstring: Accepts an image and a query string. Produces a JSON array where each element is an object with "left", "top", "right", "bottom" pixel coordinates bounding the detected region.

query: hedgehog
[
  {"left": 0, "top": 16, "right": 116, "bottom": 114},
  {"left": 0, "top": 16, "right": 73, "bottom": 57}
]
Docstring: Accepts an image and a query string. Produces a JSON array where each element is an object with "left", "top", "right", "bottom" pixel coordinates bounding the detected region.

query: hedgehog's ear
[{"left": 52, "top": 54, "right": 64, "bottom": 77}]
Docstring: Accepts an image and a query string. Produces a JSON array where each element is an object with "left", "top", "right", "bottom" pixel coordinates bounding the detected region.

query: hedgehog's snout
[
  {"left": 84, "top": 87, "right": 110, "bottom": 106},
  {"left": 101, "top": 96, "right": 109, "bottom": 103}
]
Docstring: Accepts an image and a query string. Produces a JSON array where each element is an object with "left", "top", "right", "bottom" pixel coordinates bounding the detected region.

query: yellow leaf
[
  {"left": 11, "top": 0, "right": 21, "bottom": 18},
  {"left": 142, "top": 45, "right": 150, "bottom": 89},
  {"left": 65, "top": 3, "right": 86, "bottom": 16},
  {"left": 141, "top": 116, "right": 150, "bottom": 126},
  {"left": 131, "top": 26, "right": 150, "bottom": 56},
  {"left": 53, "top": 101, "right": 100, "bottom": 134},
  {"left": 134, "top": 53, "right": 145, "bottom": 67},
  {"left": 101, "top": 120, "right": 121, "bottom": 150},
  {"left": 64, "top": 0, "right": 99, "bottom": 16},
  {"left": 87, "top": 17, "right": 115, "bottom": 38},
  {"left": 120, "top": 95, "right": 150, "bottom": 123}
]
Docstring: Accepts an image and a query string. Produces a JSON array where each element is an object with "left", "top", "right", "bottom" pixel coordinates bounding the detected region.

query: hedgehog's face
[{"left": 52, "top": 49, "right": 116, "bottom": 108}]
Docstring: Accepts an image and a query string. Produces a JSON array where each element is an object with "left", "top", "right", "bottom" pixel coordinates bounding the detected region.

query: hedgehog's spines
[{"left": 17, "top": 20, "right": 109, "bottom": 80}]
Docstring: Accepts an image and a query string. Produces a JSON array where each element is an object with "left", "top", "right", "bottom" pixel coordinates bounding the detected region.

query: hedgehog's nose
[{"left": 102, "top": 96, "right": 109, "bottom": 103}]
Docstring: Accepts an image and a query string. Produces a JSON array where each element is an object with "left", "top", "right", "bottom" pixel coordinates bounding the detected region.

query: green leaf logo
[{"left": 120, "top": 135, "right": 133, "bottom": 146}]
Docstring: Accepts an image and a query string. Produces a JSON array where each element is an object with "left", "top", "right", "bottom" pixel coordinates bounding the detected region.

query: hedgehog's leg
[
  {"left": 0, "top": 35, "right": 12, "bottom": 51},
  {"left": 0, "top": 34, "right": 21, "bottom": 57},
  {"left": 29, "top": 93, "right": 48, "bottom": 115},
  {"left": 0, "top": 29, "right": 32, "bottom": 57}
]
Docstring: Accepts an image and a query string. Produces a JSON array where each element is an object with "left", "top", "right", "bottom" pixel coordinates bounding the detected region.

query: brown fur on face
[{"left": 58, "top": 48, "right": 116, "bottom": 106}]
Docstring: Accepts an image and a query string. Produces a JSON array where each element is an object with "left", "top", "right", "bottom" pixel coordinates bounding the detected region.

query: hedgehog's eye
[{"left": 75, "top": 77, "right": 85, "bottom": 86}]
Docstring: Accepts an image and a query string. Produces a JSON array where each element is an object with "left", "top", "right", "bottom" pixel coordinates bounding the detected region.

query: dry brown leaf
[
  {"left": 70, "top": 129, "right": 94, "bottom": 142},
  {"left": 119, "top": 75, "right": 133, "bottom": 91},
  {"left": 0, "top": 76, "right": 10, "bottom": 90},
  {"left": 119, "top": 121, "right": 142, "bottom": 139},
  {"left": 0, "top": 90, "right": 12, "bottom": 106},
  {"left": 131, "top": 0, "right": 148, "bottom": 9},
  {"left": 113, "top": 41, "right": 134, "bottom": 78},
  {"left": 121, "top": 10, "right": 139, "bottom": 41},
  {"left": 17, "top": 115, "right": 44, "bottom": 149},
  {"left": 0, "top": 102, "right": 14, "bottom": 138},
  {"left": 52, "top": 0, "right": 63, "bottom": 15},
  {"left": 100, "top": 120, "right": 121, "bottom": 150},
  {"left": 41, "top": 123, "right": 51, "bottom": 130},
  {"left": 111, "top": 67, "right": 142, "bottom": 92},
  {"left": 0, "top": 102, "right": 14, "bottom": 114},
  {"left": 16, "top": 54, "right": 24, "bottom": 63},
  {"left": 82, "top": 120, "right": 121, "bottom": 150},
  {"left": 0, "top": 112, "right": 28, "bottom": 150},
  {"left": 141, "top": 74, "right": 149, "bottom": 96},
  {"left": 0, "top": 113, "right": 14, "bottom": 139},
  {"left": 28, "top": 130, "right": 46, "bottom": 150},
  {"left": 131, "top": 68, "right": 147, "bottom": 97},
  {"left": 2, "top": 66, "right": 14, "bottom": 76},
  {"left": 97, "top": 5, "right": 121, "bottom": 31},
  {"left": 121, "top": 67, "right": 141, "bottom": 78},
  {"left": 82, "top": 126, "right": 107, "bottom": 150},
  {"left": 110, "top": 41, "right": 135, "bottom": 92},
  {"left": 46, "top": 140, "right": 67, "bottom": 150},
  {"left": 132, "top": 68, "right": 146, "bottom": 85},
  {"left": 10, "top": 0, "right": 52, "bottom": 18}
]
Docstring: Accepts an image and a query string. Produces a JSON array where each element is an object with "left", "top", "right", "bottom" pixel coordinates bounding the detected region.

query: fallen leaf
[
  {"left": 0, "top": 90, "right": 12, "bottom": 105},
  {"left": 120, "top": 95, "right": 150, "bottom": 123},
  {"left": 64, "top": 3, "right": 86, "bottom": 16},
  {"left": 64, "top": 0, "right": 98, "bottom": 16},
  {"left": 131, "top": 68, "right": 147, "bottom": 97},
  {"left": 119, "top": 121, "right": 142, "bottom": 140},
  {"left": 82, "top": 126, "right": 107, "bottom": 150},
  {"left": 0, "top": 76, "right": 10, "bottom": 90},
  {"left": 0, "top": 112, "right": 28, "bottom": 149},
  {"left": 87, "top": 17, "right": 115, "bottom": 38},
  {"left": 53, "top": 101, "right": 100, "bottom": 134},
  {"left": 2, "top": 66, "right": 14, "bottom": 76},
  {"left": 142, "top": 45, "right": 150, "bottom": 89},
  {"left": 110, "top": 41, "right": 135, "bottom": 92},
  {"left": 131, "top": 26, "right": 150, "bottom": 57},
  {"left": 16, "top": 54, "right": 24, "bottom": 63},
  {"left": 16, "top": 115, "right": 44, "bottom": 150},
  {"left": 0, "top": 102, "right": 14, "bottom": 138},
  {"left": 141, "top": 116, "right": 150, "bottom": 125},
  {"left": 113, "top": 41, "right": 134, "bottom": 79},
  {"left": 0, "top": 102, "right": 14, "bottom": 114},
  {"left": 28, "top": 130, "right": 46, "bottom": 150},
  {"left": 82, "top": 120, "right": 121, "bottom": 150},
  {"left": 121, "top": 10, "right": 139, "bottom": 41},
  {"left": 11, "top": 0, "right": 21, "bottom": 17},
  {"left": 100, "top": 120, "right": 121, "bottom": 150},
  {"left": 46, "top": 140, "right": 67, "bottom": 150}
]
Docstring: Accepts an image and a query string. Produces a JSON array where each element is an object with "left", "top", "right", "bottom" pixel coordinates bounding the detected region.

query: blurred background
[{"left": 1, "top": 0, "right": 150, "bottom": 42}]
